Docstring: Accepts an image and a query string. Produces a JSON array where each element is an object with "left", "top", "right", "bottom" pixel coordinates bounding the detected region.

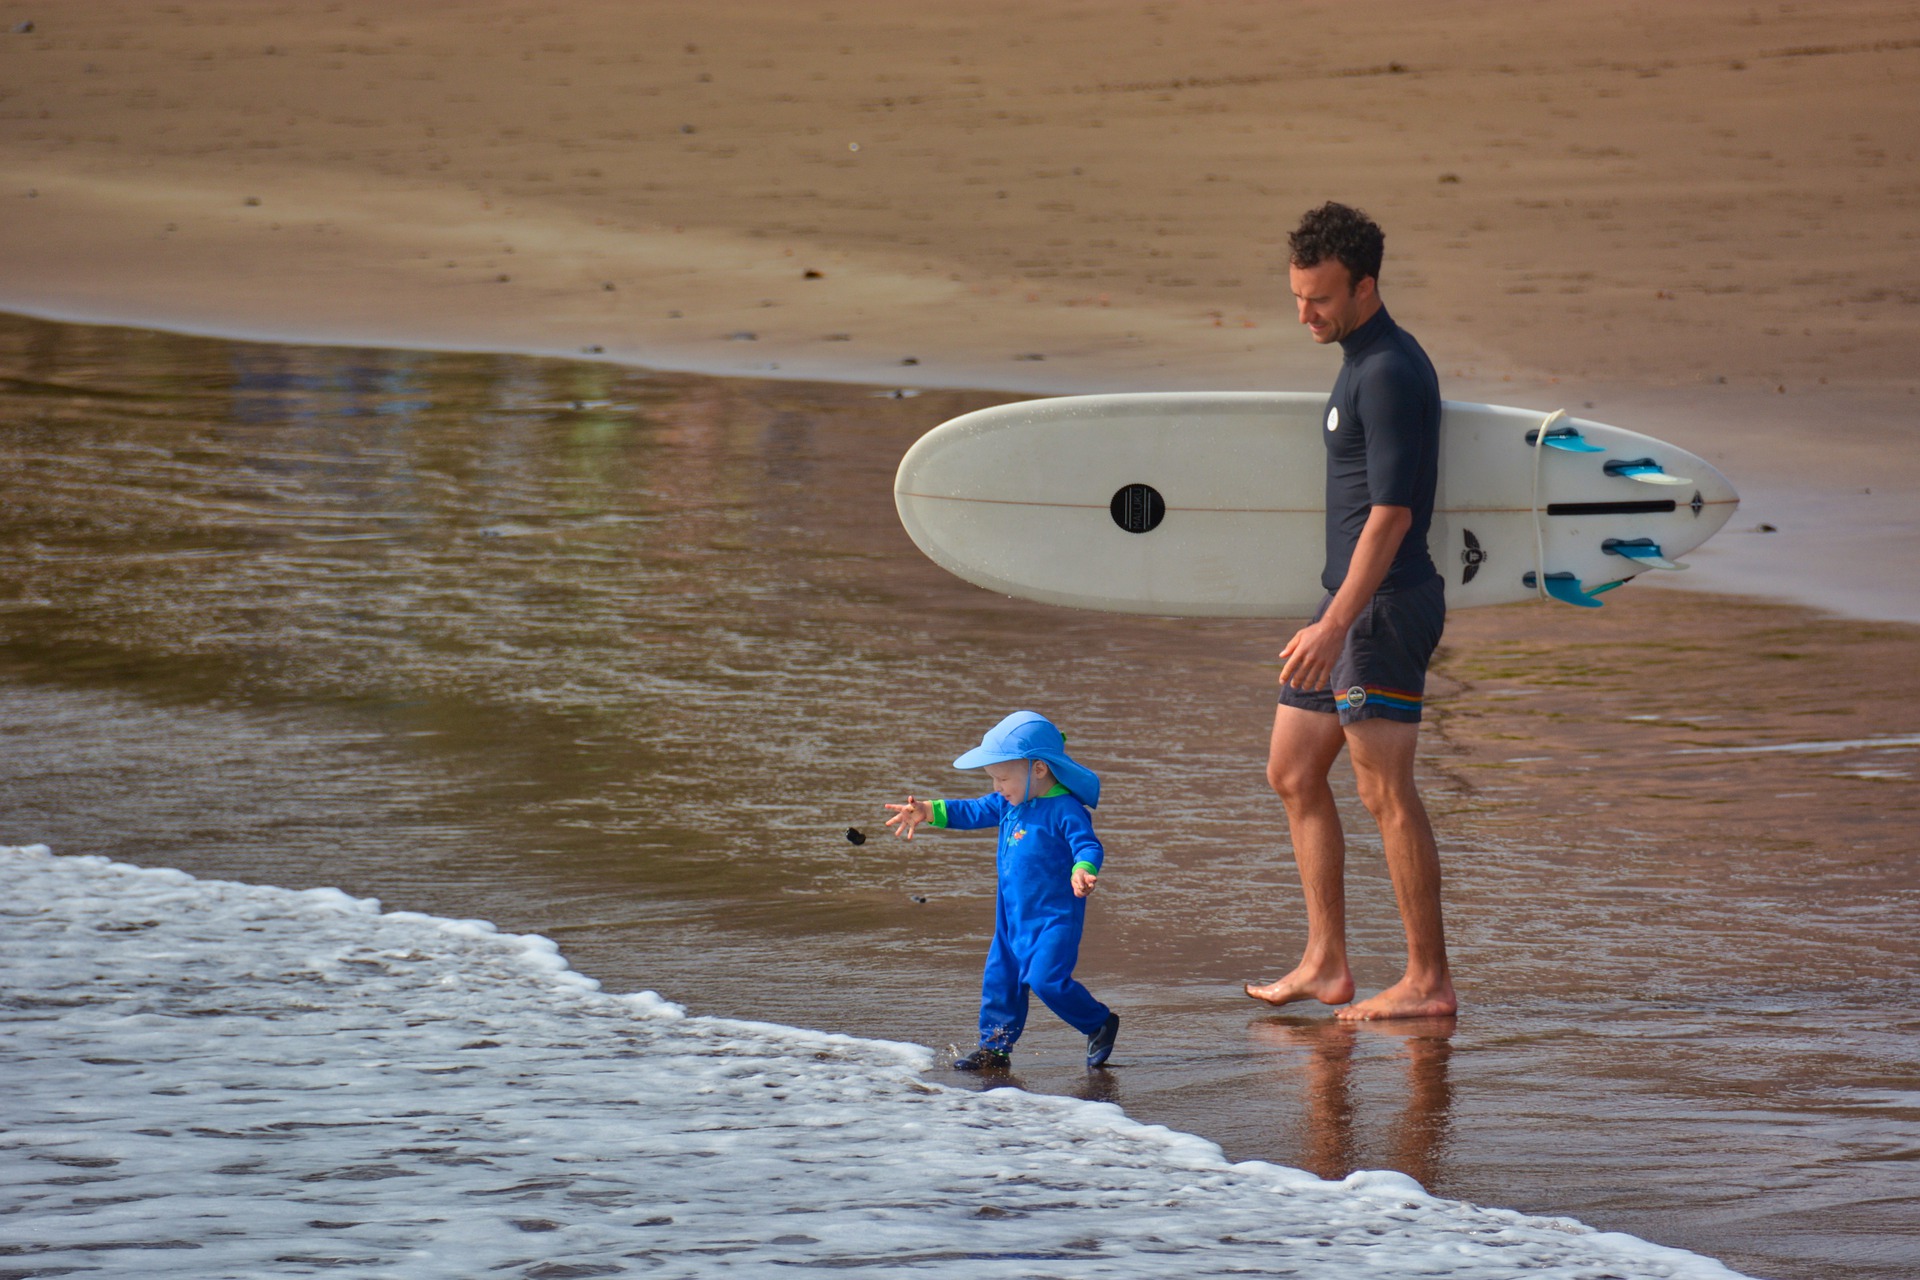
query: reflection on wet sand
[{"left": 1251, "top": 1016, "right": 1455, "bottom": 1189}]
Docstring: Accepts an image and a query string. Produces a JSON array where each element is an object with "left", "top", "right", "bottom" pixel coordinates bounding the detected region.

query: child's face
[{"left": 983, "top": 758, "right": 1053, "bottom": 804}]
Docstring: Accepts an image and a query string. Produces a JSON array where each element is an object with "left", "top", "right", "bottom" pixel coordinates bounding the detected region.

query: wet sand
[
  {"left": 1430, "top": 590, "right": 1920, "bottom": 862},
  {"left": 3, "top": 1, "right": 1919, "bottom": 618}
]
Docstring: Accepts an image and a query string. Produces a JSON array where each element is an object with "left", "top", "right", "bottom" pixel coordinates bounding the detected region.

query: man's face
[{"left": 1289, "top": 258, "right": 1377, "bottom": 345}]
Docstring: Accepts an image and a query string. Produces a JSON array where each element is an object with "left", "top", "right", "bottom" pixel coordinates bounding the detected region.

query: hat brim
[{"left": 952, "top": 745, "right": 1025, "bottom": 771}]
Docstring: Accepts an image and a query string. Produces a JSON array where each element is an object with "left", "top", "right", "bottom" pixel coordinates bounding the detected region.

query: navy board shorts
[{"left": 1278, "top": 575, "right": 1446, "bottom": 725}]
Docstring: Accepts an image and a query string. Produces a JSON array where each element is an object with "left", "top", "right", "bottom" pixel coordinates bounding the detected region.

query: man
[{"left": 1244, "top": 202, "right": 1457, "bottom": 1021}]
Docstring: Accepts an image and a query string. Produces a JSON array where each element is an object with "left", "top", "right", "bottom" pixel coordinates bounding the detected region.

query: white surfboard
[{"left": 894, "top": 393, "right": 1738, "bottom": 616}]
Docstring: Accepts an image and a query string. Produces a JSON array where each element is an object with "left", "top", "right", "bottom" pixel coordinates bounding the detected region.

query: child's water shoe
[
  {"left": 952, "top": 1046, "right": 1012, "bottom": 1072},
  {"left": 1085, "top": 1013, "right": 1120, "bottom": 1068}
]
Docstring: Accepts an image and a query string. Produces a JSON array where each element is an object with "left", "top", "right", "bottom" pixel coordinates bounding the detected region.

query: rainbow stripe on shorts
[{"left": 1335, "top": 685, "right": 1424, "bottom": 715}]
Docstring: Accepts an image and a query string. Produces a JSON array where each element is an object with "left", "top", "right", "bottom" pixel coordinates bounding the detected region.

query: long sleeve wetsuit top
[{"left": 1321, "top": 305, "right": 1442, "bottom": 593}]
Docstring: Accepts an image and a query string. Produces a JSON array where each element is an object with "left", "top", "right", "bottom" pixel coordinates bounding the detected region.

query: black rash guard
[{"left": 1319, "top": 305, "right": 1442, "bottom": 594}]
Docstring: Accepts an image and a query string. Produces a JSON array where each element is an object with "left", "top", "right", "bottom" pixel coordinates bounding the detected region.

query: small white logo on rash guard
[{"left": 1326, "top": 407, "right": 1340, "bottom": 432}]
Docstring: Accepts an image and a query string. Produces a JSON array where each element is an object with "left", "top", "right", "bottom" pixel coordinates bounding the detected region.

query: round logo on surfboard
[
  {"left": 1326, "top": 408, "right": 1340, "bottom": 432},
  {"left": 1109, "top": 483, "right": 1166, "bottom": 534}
]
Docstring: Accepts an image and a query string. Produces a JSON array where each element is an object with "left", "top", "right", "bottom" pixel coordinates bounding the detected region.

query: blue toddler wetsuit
[{"left": 932, "top": 784, "right": 1111, "bottom": 1052}]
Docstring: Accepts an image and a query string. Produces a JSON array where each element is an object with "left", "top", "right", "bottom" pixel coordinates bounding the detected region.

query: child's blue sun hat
[{"left": 952, "top": 710, "right": 1101, "bottom": 808}]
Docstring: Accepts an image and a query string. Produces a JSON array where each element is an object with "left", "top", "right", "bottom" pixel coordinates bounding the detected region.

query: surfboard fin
[
  {"left": 1604, "top": 457, "right": 1691, "bottom": 486},
  {"left": 1603, "top": 537, "right": 1688, "bottom": 570},
  {"left": 1525, "top": 425, "right": 1606, "bottom": 453},
  {"left": 1523, "top": 571, "right": 1605, "bottom": 608}
]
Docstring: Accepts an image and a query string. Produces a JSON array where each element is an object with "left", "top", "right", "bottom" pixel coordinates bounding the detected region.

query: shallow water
[
  {"left": 2, "top": 313, "right": 1916, "bottom": 1279},
  {"left": 3, "top": 844, "right": 1744, "bottom": 1279}
]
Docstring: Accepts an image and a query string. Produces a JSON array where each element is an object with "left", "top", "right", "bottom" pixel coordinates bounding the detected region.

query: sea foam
[{"left": 0, "top": 845, "right": 1749, "bottom": 1278}]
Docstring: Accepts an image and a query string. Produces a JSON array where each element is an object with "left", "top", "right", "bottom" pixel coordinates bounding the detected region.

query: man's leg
[
  {"left": 1339, "top": 716, "right": 1456, "bottom": 1020},
  {"left": 1245, "top": 703, "right": 1356, "bottom": 1007}
]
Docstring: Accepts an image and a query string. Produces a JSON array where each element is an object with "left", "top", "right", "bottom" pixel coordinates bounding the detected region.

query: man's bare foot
[
  {"left": 1243, "top": 967, "right": 1355, "bottom": 1008},
  {"left": 1334, "top": 977, "right": 1457, "bottom": 1021}
]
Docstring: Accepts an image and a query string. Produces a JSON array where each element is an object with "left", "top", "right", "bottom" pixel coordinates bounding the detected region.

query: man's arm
[{"left": 1277, "top": 503, "right": 1411, "bottom": 691}]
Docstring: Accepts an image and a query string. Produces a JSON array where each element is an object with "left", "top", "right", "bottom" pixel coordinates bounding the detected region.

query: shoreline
[{"left": 5, "top": 296, "right": 1915, "bottom": 628}]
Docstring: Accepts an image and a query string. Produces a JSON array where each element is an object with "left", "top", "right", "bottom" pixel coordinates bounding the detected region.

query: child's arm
[
  {"left": 1061, "top": 806, "right": 1105, "bottom": 898},
  {"left": 883, "top": 793, "right": 1006, "bottom": 840}
]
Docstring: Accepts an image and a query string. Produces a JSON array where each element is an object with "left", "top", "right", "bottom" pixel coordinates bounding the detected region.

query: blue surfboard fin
[
  {"left": 1603, "top": 537, "right": 1687, "bottom": 570},
  {"left": 1523, "top": 570, "right": 1605, "bottom": 608},
  {"left": 1525, "top": 425, "right": 1606, "bottom": 453},
  {"left": 1604, "top": 456, "right": 1691, "bottom": 486}
]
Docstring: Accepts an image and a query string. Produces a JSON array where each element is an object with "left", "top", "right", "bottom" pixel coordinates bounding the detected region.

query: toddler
[{"left": 886, "top": 710, "right": 1120, "bottom": 1071}]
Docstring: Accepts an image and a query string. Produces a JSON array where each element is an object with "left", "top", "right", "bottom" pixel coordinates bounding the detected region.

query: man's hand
[
  {"left": 1071, "top": 867, "right": 1098, "bottom": 897},
  {"left": 884, "top": 796, "right": 931, "bottom": 840},
  {"left": 1278, "top": 615, "right": 1347, "bottom": 691}
]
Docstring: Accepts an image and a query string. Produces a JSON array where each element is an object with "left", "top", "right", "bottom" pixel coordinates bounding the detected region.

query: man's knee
[
  {"left": 1353, "top": 767, "right": 1419, "bottom": 823},
  {"left": 1268, "top": 707, "right": 1344, "bottom": 804},
  {"left": 1267, "top": 754, "right": 1333, "bottom": 807}
]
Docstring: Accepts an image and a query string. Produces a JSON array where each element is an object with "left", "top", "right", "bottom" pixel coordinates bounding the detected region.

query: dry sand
[{"left": 2, "top": 0, "right": 1918, "bottom": 618}]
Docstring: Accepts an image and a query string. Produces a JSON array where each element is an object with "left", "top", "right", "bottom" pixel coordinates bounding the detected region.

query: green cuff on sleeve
[
  {"left": 930, "top": 799, "right": 949, "bottom": 829},
  {"left": 1071, "top": 861, "right": 1098, "bottom": 878}
]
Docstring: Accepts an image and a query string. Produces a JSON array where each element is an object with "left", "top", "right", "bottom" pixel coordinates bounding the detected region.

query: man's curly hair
[{"left": 1288, "top": 202, "right": 1384, "bottom": 288}]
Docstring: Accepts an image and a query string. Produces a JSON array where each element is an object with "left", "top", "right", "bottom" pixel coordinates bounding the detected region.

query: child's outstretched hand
[
  {"left": 1071, "top": 867, "right": 1098, "bottom": 898},
  {"left": 884, "top": 796, "right": 932, "bottom": 840}
]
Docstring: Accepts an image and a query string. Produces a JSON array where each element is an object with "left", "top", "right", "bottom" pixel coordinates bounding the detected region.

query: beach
[
  {"left": 4, "top": 0, "right": 1919, "bottom": 619},
  {"left": 2, "top": 3, "right": 1918, "bottom": 1277}
]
